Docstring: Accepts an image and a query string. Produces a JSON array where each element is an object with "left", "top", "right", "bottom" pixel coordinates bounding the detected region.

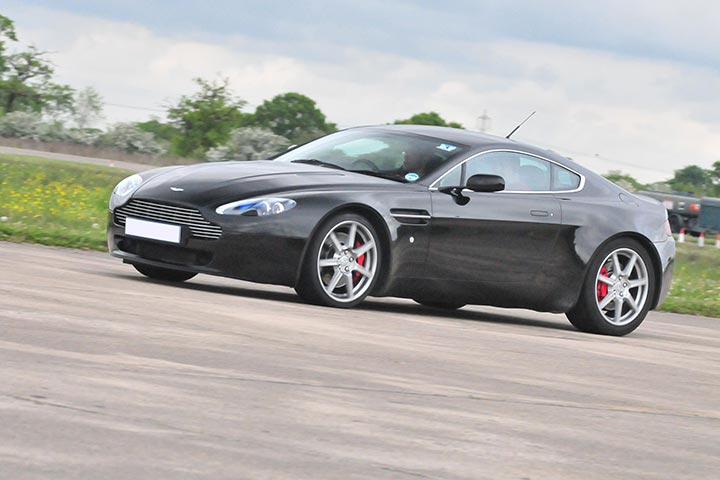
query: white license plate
[{"left": 125, "top": 217, "right": 181, "bottom": 244}]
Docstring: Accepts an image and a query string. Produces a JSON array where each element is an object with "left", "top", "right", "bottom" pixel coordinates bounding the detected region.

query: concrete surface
[{"left": 0, "top": 241, "right": 718, "bottom": 479}]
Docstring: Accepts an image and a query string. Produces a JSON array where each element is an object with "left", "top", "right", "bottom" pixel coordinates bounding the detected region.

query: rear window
[{"left": 552, "top": 164, "right": 581, "bottom": 191}]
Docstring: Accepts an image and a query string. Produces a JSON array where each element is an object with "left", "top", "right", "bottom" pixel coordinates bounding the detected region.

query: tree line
[
  {"left": 0, "top": 14, "right": 461, "bottom": 161},
  {"left": 1, "top": 13, "right": 716, "bottom": 196},
  {"left": 605, "top": 163, "right": 720, "bottom": 198}
]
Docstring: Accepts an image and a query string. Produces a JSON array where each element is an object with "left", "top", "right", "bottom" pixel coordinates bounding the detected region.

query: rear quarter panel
[{"left": 549, "top": 185, "right": 672, "bottom": 311}]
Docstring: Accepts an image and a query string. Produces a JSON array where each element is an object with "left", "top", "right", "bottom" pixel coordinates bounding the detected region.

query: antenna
[{"left": 505, "top": 111, "right": 536, "bottom": 139}]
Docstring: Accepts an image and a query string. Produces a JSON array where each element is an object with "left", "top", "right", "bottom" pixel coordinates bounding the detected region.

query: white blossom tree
[
  {"left": 100, "top": 123, "right": 166, "bottom": 156},
  {"left": 0, "top": 111, "right": 69, "bottom": 141},
  {"left": 206, "top": 127, "right": 289, "bottom": 162},
  {"left": 72, "top": 86, "right": 104, "bottom": 129}
]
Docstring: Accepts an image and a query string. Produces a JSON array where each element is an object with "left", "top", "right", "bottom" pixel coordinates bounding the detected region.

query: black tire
[
  {"left": 133, "top": 263, "right": 197, "bottom": 282},
  {"left": 413, "top": 299, "right": 466, "bottom": 310},
  {"left": 296, "top": 213, "right": 382, "bottom": 308},
  {"left": 668, "top": 214, "right": 681, "bottom": 233},
  {"left": 566, "top": 238, "right": 655, "bottom": 336}
]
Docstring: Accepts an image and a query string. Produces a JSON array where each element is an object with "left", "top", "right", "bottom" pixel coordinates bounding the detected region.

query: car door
[{"left": 426, "top": 150, "right": 563, "bottom": 284}]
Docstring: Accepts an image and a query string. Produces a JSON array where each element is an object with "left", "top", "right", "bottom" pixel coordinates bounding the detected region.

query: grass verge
[
  {"left": 0, "top": 152, "right": 717, "bottom": 317},
  {"left": 659, "top": 243, "right": 720, "bottom": 317},
  {"left": 0, "top": 153, "right": 131, "bottom": 250}
]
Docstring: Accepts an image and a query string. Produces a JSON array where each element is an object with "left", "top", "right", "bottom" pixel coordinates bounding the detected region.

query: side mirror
[
  {"left": 466, "top": 174, "right": 505, "bottom": 192},
  {"left": 437, "top": 174, "right": 505, "bottom": 205}
]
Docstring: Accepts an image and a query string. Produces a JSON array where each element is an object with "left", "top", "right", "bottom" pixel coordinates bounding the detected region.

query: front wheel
[
  {"left": 133, "top": 264, "right": 197, "bottom": 282},
  {"left": 296, "top": 213, "right": 381, "bottom": 308},
  {"left": 566, "top": 238, "right": 655, "bottom": 336}
]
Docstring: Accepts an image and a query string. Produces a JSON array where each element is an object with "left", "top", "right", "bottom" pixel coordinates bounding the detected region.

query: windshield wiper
[{"left": 291, "top": 159, "right": 346, "bottom": 170}]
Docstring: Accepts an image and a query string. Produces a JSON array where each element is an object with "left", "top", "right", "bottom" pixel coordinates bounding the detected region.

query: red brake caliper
[
  {"left": 353, "top": 240, "right": 366, "bottom": 284},
  {"left": 597, "top": 266, "right": 609, "bottom": 301}
]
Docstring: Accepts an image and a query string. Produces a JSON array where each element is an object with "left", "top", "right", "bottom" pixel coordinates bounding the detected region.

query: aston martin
[{"left": 107, "top": 125, "right": 674, "bottom": 336}]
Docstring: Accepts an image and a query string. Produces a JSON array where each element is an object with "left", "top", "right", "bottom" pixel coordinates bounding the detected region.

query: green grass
[
  {"left": 0, "top": 153, "right": 132, "bottom": 250},
  {"left": 0, "top": 152, "right": 718, "bottom": 317},
  {"left": 659, "top": 243, "right": 720, "bottom": 317}
]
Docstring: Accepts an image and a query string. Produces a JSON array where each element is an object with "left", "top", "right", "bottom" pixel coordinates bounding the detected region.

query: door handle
[{"left": 530, "top": 210, "right": 550, "bottom": 217}]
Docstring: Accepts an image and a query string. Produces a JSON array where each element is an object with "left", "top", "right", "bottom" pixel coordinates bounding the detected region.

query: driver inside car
[{"left": 397, "top": 144, "right": 444, "bottom": 180}]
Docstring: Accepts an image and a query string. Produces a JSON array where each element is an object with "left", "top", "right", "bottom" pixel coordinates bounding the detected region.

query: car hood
[{"left": 133, "top": 160, "right": 401, "bottom": 205}]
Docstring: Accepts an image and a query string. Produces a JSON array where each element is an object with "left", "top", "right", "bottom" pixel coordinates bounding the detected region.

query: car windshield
[{"left": 273, "top": 129, "right": 468, "bottom": 183}]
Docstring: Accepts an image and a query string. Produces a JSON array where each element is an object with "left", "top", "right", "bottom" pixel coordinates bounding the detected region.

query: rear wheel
[
  {"left": 296, "top": 213, "right": 381, "bottom": 308},
  {"left": 413, "top": 299, "right": 466, "bottom": 310},
  {"left": 133, "top": 264, "right": 197, "bottom": 282},
  {"left": 566, "top": 238, "right": 655, "bottom": 336}
]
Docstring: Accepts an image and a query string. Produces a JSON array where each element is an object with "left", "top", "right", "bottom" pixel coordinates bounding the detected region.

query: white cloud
[{"left": 4, "top": 3, "right": 720, "bottom": 182}]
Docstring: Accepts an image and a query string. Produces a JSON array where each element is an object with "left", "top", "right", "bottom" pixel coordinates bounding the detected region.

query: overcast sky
[{"left": 4, "top": 0, "right": 720, "bottom": 182}]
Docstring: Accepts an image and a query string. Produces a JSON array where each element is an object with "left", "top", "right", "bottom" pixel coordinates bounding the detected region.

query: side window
[
  {"left": 436, "top": 165, "right": 462, "bottom": 188},
  {"left": 464, "top": 152, "right": 551, "bottom": 191},
  {"left": 517, "top": 155, "right": 551, "bottom": 191},
  {"left": 551, "top": 164, "right": 581, "bottom": 191}
]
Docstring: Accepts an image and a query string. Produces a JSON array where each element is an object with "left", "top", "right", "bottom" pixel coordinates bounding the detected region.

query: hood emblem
[{"left": 170, "top": 186, "right": 184, "bottom": 192}]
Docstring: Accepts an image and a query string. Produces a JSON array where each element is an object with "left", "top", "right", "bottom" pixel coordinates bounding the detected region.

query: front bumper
[{"left": 107, "top": 214, "right": 306, "bottom": 287}]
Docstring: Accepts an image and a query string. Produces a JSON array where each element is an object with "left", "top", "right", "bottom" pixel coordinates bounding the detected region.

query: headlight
[
  {"left": 109, "top": 174, "right": 143, "bottom": 210},
  {"left": 216, "top": 198, "right": 297, "bottom": 216}
]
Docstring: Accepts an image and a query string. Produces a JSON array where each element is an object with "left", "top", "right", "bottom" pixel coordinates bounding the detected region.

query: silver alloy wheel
[
  {"left": 594, "top": 247, "right": 650, "bottom": 326},
  {"left": 316, "top": 220, "right": 378, "bottom": 303}
]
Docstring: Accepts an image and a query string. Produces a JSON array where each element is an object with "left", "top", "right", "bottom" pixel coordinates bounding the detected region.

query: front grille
[
  {"left": 117, "top": 236, "right": 213, "bottom": 266},
  {"left": 115, "top": 199, "right": 222, "bottom": 240}
]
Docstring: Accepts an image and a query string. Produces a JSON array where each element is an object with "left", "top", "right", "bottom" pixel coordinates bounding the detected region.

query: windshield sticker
[
  {"left": 405, "top": 173, "right": 420, "bottom": 182},
  {"left": 437, "top": 143, "right": 458, "bottom": 152}
]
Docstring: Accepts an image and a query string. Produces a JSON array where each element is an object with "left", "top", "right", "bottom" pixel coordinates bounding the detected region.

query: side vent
[{"left": 390, "top": 209, "right": 431, "bottom": 225}]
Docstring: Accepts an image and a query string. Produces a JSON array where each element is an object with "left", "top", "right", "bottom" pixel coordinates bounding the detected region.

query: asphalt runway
[{"left": 1, "top": 241, "right": 718, "bottom": 479}]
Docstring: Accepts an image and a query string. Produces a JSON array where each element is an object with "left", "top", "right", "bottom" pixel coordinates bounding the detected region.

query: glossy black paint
[
  {"left": 466, "top": 174, "right": 505, "bottom": 192},
  {"left": 108, "top": 125, "right": 675, "bottom": 313}
]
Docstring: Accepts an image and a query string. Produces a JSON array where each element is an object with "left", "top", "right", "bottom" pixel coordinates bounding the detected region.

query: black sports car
[{"left": 107, "top": 125, "right": 674, "bottom": 336}]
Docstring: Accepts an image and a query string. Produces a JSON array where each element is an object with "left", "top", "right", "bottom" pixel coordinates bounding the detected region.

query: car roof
[
  {"left": 356, "top": 124, "right": 596, "bottom": 180},
  {"left": 369, "top": 124, "right": 504, "bottom": 147},
  {"left": 359, "top": 124, "right": 558, "bottom": 157}
]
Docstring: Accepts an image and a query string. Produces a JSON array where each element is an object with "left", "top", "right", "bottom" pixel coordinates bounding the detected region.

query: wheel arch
[
  {"left": 584, "top": 232, "right": 664, "bottom": 310},
  {"left": 293, "top": 203, "right": 392, "bottom": 294}
]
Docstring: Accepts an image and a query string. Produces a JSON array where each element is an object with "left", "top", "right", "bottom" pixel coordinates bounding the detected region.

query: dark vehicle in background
[
  {"left": 107, "top": 125, "right": 675, "bottom": 336},
  {"left": 695, "top": 197, "right": 720, "bottom": 235},
  {"left": 638, "top": 191, "right": 720, "bottom": 235},
  {"left": 637, "top": 190, "right": 701, "bottom": 233}
]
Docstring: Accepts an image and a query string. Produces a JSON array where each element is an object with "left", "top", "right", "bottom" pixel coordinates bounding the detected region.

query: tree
[
  {"left": 708, "top": 161, "right": 720, "bottom": 196},
  {"left": 71, "top": 86, "right": 103, "bottom": 129},
  {"left": 253, "top": 92, "right": 336, "bottom": 144},
  {"left": 603, "top": 170, "right": 645, "bottom": 192},
  {"left": 0, "top": 14, "right": 17, "bottom": 73},
  {"left": 645, "top": 181, "right": 672, "bottom": 193},
  {"left": 0, "top": 110, "right": 74, "bottom": 142},
  {"left": 206, "top": 127, "right": 290, "bottom": 162},
  {"left": 669, "top": 165, "right": 711, "bottom": 195},
  {"left": 394, "top": 111, "right": 463, "bottom": 129},
  {"left": 0, "top": 15, "right": 74, "bottom": 116},
  {"left": 99, "top": 123, "right": 165, "bottom": 156},
  {"left": 136, "top": 118, "right": 180, "bottom": 144},
  {"left": 167, "top": 77, "right": 249, "bottom": 158},
  {"left": 0, "top": 111, "right": 45, "bottom": 139}
]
